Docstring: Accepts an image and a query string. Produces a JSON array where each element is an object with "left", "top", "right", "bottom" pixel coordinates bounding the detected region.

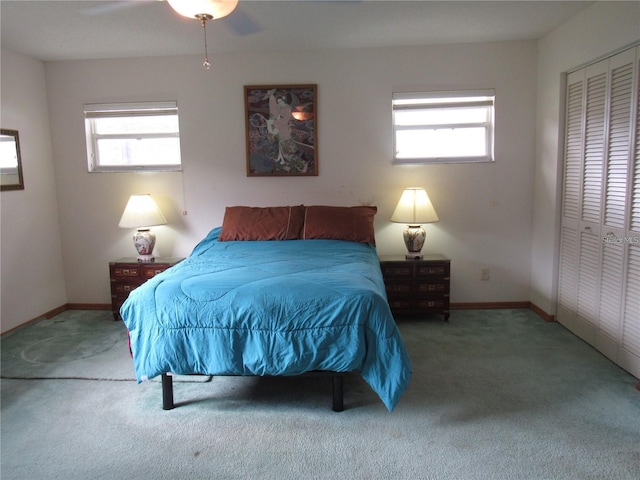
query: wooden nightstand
[
  {"left": 109, "top": 257, "right": 183, "bottom": 321},
  {"left": 379, "top": 255, "right": 451, "bottom": 321}
]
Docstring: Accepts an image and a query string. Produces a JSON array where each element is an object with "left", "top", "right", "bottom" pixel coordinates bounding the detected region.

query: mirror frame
[{"left": 1, "top": 128, "right": 24, "bottom": 191}]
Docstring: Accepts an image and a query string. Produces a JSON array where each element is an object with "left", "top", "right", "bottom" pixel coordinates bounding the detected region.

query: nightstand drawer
[
  {"left": 386, "top": 281, "right": 448, "bottom": 295},
  {"left": 417, "top": 297, "right": 448, "bottom": 309},
  {"left": 385, "top": 282, "right": 412, "bottom": 294},
  {"left": 387, "top": 298, "right": 413, "bottom": 310},
  {"left": 112, "top": 283, "right": 139, "bottom": 294},
  {"left": 387, "top": 297, "right": 448, "bottom": 312},
  {"left": 380, "top": 264, "right": 413, "bottom": 278},
  {"left": 110, "top": 266, "right": 142, "bottom": 279},
  {"left": 416, "top": 281, "right": 448, "bottom": 293},
  {"left": 416, "top": 264, "right": 449, "bottom": 277},
  {"left": 141, "top": 264, "right": 172, "bottom": 279}
]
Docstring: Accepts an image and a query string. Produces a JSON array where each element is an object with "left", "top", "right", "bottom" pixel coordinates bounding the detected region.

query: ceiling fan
[{"left": 83, "top": 1, "right": 261, "bottom": 68}]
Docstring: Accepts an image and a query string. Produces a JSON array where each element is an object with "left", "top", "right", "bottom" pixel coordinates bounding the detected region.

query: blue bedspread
[{"left": 120, "top": 227, "right": 412, "bottom": 411}]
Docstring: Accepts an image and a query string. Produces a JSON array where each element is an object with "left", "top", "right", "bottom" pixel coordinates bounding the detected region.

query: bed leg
[
  {"left": 332, "top": 375, "right": 344, "bottom": 412},
  {"left": 162, "top": 373, "right": 174, "bottom": 410}
]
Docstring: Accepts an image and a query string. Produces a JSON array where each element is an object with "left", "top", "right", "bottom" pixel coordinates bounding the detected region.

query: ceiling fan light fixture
[
  {"left": 167, "top": 0, "right": 238, "bottom": 70},
  {"left": 167, "top": 0, "right": 238, "bottom": 20}
]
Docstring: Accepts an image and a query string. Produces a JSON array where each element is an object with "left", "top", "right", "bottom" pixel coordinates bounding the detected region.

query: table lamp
[
  {"left": 391, "top": 187, "right": 439, "bottom": 259},
  {"left": 118, "top": 194, "right": 167, "bottom": 262}
]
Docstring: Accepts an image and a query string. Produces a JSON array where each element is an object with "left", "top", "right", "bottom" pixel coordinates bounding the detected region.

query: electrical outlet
[{"left": 481, "top": 268, "right": 490, "bottom": 281}]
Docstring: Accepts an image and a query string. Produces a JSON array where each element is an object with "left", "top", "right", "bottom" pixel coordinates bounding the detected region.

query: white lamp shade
[
  {"left": 391, "top": 187, "right": 439, "bottom": 225},
  {"left": 167, "top": 0, "right": 238, "bottom": 19},
  {"left": 118, "top": 194, "right": 167, "bottom": 229}
]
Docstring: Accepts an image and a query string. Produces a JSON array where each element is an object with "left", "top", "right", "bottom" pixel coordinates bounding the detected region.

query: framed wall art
[{"left": 244, "top": 84, "right": 318, "bottom": 176}]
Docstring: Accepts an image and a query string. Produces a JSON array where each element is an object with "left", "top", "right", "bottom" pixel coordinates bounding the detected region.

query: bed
[{"left": 120, "top": 205, "right": 412, "bottom": 412}]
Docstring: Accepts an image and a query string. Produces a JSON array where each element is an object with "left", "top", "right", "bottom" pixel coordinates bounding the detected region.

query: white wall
[
  {"left": 43, "top": 41, "right": 538, "bottom": 309},
  {"left": 531, "top": 1, "right": 640, "bottom": 315},
  {"left": 0, "top": 49, "right": 67, "bottom": 333}
]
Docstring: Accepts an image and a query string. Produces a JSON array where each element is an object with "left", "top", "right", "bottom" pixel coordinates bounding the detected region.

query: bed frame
[{"left": 161, "top": 373, "right": 345, "bottom": 412}]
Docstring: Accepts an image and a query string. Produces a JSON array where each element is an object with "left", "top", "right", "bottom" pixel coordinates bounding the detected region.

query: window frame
[
  {"left": 392, "top": 89, "right": 495, "bottom": 165},
  {"left": 84, "top": 101, "right": 182, "bottom": 173}
]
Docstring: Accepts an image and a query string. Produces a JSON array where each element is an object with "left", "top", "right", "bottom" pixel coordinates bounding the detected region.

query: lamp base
[
  {"left": 133, "top": 229, "right": 157, "bottom": 263},
  {"left": 403, "top": 225, "right": 426, "bottom": 260}
]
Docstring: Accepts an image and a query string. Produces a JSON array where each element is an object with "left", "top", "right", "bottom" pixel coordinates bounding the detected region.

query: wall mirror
[{"left": 1, "top": 129, "right": 24, "bottom": 191}]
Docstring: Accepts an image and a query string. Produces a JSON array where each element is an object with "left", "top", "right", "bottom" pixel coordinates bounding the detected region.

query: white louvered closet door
[
  {"left": 557, "top": 45, "right": 640, "bottom": 379},
  {"left": 575, "top": 59, "right": 607, "bottom": 345},
  {"left": 618, "top": 48, "right": 640, "bottom": 378},
  {"left": 557, "top": 70, "right": 585, "bottom": 334}
]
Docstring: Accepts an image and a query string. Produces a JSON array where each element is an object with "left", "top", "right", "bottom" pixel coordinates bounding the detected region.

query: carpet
[
  {"left": 1, "top": 308, "right": 639, "bottom": 480},
  {"left": 0, "top": 309, "right": 211, "bottom": 383}
]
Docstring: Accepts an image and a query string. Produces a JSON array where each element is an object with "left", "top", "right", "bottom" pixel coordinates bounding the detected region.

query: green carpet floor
[{"left": 1, "top": 309, "right": 639, "bottom": 479}]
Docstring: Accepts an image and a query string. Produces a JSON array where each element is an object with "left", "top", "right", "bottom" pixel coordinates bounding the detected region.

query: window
[
  {"left": 84, "top": 101, "right": 181, "bottom": 172},
  {"left": 392, "top": 90, "right": 495, "bottom": 164}
]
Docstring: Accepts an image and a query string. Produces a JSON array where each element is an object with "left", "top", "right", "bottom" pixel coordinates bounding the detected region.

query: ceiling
[{"left": 1, "top": 0, "right": 595, "bottom": 62}]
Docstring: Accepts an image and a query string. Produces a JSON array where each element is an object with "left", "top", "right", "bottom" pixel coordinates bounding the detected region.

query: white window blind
[
  {"left": 84, "top": 101, "right": 182, "bottom": 172},
  {"left": 392, "top": 90, "right": 495, "bottom": 164}
]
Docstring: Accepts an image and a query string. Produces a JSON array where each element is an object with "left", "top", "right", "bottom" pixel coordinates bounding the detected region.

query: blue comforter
[{"left": 120, "top": 227, "right": 412, "bottom": 411}]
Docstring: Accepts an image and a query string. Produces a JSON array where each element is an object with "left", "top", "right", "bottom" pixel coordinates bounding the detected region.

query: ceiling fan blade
[
  {"left": 82, "top": 1, "right": 158, "bottom": 16},
  {"left": 224, "top": 7, "right": 262, "bottom": 36}
]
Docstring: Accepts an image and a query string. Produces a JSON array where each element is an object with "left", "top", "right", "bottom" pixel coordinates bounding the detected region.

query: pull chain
[{"left": 197, "top": 14, "right": 213, "bottom": 70}]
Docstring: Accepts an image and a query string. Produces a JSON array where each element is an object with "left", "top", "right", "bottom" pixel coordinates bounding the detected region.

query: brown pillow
[
  {"left": 303, "top": 206, "right": 377, "bottom": 244},
  {"left": 219, "top": 206, "right": 305, "bottom": 241}
]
